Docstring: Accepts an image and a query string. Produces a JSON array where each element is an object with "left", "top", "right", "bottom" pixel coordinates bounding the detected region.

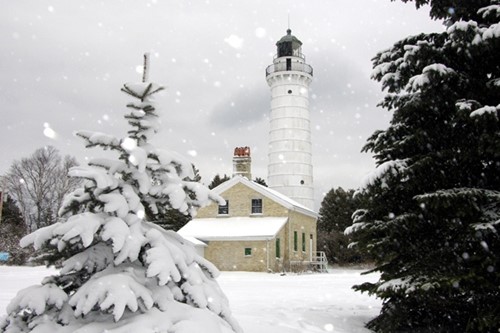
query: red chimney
[{"left": 232, "top": 146, "right": 252, "bottom": 179}]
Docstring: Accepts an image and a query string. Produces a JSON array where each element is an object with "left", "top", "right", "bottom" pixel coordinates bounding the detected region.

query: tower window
[
  {"left": 286, "top": 58, "right": 292, "bottom": 70},
  {"left": 218, "top": 200, "right": 229, "bottom": 215},
  {"left": 251, "top": 199, "right": 262, "bottom": 214},
  {"left": 300, "top": 180, "right": 305, "bottom": 185},
  {"left": 244, "top": 248, "right": 252, "bottom": 256},
  {"left": 288, "top": 90, "right": 292, "bottom": 94}
]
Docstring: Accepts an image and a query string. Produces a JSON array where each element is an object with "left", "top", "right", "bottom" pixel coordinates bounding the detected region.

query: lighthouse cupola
[{"left": 276, "top": 29, "right": 303, "bottom": 58}]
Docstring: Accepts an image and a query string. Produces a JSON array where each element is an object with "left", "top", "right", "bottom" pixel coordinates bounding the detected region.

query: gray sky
[{"left": 0, "top": 0, "right": 443, "bottom": 209}]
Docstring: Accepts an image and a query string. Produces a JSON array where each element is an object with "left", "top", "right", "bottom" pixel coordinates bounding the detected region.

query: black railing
[{"left": 266, "top": 62, "right": 313, "bottom": 77}]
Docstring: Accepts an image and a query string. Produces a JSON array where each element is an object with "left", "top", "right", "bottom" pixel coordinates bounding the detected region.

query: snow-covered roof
[
  {"left": 213, "top": 176, "right": 318, "bottom": 219},
  {"left": 178, "top": 217, "right": 288, "bottom": 241},
  {"left": 182, "top": 236, "right": 208, "bottom": 247}
]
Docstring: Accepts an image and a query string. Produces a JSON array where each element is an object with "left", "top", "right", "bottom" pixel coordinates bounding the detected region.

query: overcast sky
[{"left": 1, "top": 0, "right": 444, "bottom": 209}]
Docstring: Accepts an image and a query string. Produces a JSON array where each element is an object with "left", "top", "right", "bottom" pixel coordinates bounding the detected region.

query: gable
[
  {"left": 203, "top": 176, "right": 317, "bottom": 219},
  {"left": 220, "top": 182, "right": 288, "bottom": 217}
]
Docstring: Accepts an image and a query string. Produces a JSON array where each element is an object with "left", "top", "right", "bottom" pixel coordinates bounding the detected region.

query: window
[
  {"left": 293, "top": 231, "right": 298, "bottom": 252},
  {"left": 244, "top": 248, "right": 252, "bottom": 256},
  {"left": 302, "top": 232, "right": 306, "bottom": 252},
  {"left": 218, "top": 200, "right": 229, "bottom": 215},
  {"left": 276, "top": 238, "right": 281, "bottom": 258},
  {"left": 251, "top": 199, "right": 262, "bottom": 214}
]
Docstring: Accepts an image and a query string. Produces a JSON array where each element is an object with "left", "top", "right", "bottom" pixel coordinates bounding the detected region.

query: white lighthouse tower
[{"left": 266, "top": 29, "right": 314, "bottom": 211}]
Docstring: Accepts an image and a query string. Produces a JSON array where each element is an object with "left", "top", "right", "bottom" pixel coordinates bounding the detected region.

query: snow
[
  {"left": 122, "top": 82, "right": 164, "bottom": 101},
  {"left": 479, "top": 4, "right": 500, "bottom": 17},
  {"left": 0, "top": 266, "right": 381, "bottom": 333},
  {"left": 483, "top": 23, "right": 500, "bottom": 40},
  {"left": 447, "top": 20, "right": 477, "bottom": 34},
  {"left": 178, "top": 217, "right": 288, "bottom": 241},
  {"left": 470, "top": 104, "right": 499, "bottom": 118},
  {"left": 344, "top": 222, "right": 367, "bottom": 236},
  {"left": 360, "top": 159, "right": 408, "bottom": 189},
  {"left": 76, "top": 131, "right": 121, "bottom": 148},
  {"left": 407, "top": 64, "right": 455, "bottom": 92}
]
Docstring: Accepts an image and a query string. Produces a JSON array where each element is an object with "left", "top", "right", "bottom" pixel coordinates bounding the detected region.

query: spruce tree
[
  {"left": 0, "top": 196, "right": 31, "bottom": 265},
  {"left": 208, "top": 174, "right": 230, "bottom": 189},
  {"left": 1, "top": 55, "right": 242, "bottom": 333},
  {"left": 147, "top": 164, "right": 200, "bottom": 232},
  {"left": 348, "top": 1, "right": 500, "bottom": 331},
  {"left": 318, "top": 188, "right": 368, "bottom": 264}
]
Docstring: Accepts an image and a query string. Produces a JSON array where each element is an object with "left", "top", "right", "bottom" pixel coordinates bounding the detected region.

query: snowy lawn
[{"left": 0, "top": 266, "right": 380, "bottom": 333}]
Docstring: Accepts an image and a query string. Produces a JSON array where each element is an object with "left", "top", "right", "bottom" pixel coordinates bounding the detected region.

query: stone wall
[{"left": 204, "top": 240, "right": 272, "bottom": 272}]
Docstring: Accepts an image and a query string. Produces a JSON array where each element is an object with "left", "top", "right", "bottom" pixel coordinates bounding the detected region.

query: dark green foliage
[
  {"left": 147, "top": 205, "right": 190, "bottom": 231},
  {"left": 318, "top": 188, "right": 370, "bottom": 264},
  {"left": 397, "top": 0, "right": 494, "bottom": 23},
  {"left": 208, "top": 174, "right": 230, "bottom": 189},
  {"left": 253, "top": 177, "right": 268, "bottom": 187},
  {"left": 149, "top": 164, "right": 201, "bottom": 232},
  {"left": 349, "top": 1, "right": 500, "bottom": 332},
  {"left": 1, "top": 195, "right": 23, "bottom": 226},
  {"left": 0, "top": 196, "right": 32, "bottom": 265},
  {"left": 318, "top": 187, "right": 369, "bottom": 265},
  {"left": 319, "top": 188, "right": 359, "bottom": 233}
]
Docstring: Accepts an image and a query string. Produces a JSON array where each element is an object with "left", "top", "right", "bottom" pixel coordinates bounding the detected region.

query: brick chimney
[{"left": 232, "top": 146, "right": 252, "bottom": 179}]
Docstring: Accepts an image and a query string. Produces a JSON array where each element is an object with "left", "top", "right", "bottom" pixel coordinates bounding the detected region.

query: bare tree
[{"left": 1, "top": 146, "right": 80, "bottom": 232}]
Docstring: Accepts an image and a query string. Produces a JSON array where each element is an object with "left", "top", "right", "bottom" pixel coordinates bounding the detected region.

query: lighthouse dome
[{"left": 276, "top": 29, "right": 303, "bottom": 58}]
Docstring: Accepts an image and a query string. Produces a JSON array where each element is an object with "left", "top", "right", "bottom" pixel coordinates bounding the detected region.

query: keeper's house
[{"left": 178, "top": 175, "right": 319, "bottom": 272}]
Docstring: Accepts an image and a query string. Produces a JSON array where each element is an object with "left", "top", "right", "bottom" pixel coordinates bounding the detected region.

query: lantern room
[{"left": 276, "top": 29, "right": 303, "bottom": 58}]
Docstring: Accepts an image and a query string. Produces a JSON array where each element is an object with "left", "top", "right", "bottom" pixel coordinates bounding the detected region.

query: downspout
[
  {"left": 288, "top": 214, "right": 291, "bottom": 271},
  {"left": 266, "top": 240, "right": 270, "bottom": 272}
]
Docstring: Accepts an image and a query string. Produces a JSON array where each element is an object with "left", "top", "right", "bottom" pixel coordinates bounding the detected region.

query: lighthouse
[{"left": 266, "top": 29, "right": 314, "bottom": 211}]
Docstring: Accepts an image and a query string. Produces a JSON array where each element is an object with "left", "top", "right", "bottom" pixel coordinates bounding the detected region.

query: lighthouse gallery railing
[{"left": 266, "top": 62, "right": 313, "bottom": 77}]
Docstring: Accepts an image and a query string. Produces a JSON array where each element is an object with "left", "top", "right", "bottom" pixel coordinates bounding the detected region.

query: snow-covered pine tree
[
  {"left": 0, "top": 54, "right": 242, "bottom": 333},
  {"left": 347, "top": 1, "right": 500, "bottom": 332}
]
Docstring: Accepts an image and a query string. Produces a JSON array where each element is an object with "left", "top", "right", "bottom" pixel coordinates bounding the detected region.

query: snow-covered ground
[{"left": 0, "top": 266, "right": 380, "bottom": 333}]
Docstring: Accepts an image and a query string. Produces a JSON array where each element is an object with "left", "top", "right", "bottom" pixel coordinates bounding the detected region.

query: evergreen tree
[
  {"left": 319, "top": 188, "right": 358, "bottom": 233},
  {"left": 208, "top": 174, "right": 230, "bottom": 189},
  {"left": 318, "top": 187, "right": 368, "bottom": 264},
  {"left": 0, "top": 196, "right": 32, "bottom": 265},
  {"left": 348, "top": 1, "right": 500, "bottom": 332},
  {"left": 1, "top": 195, "right": 23, "bottom": 226},
  {"left": 148, "top": 207, "right": 190, "bottom": 232},
  {"left": 253, "top": 177, "right": 268, "bottom": 187},
  {"left": 1, "top": 56, "right": 242, "bottom": 333},
  {"left": 148, "top": 164, "right": 200, "bottom": 232}
]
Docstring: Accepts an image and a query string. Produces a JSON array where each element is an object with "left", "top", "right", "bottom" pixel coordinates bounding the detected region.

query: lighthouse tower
[{"left": 266, "top": 29, "right": 314, "bottom": 210}]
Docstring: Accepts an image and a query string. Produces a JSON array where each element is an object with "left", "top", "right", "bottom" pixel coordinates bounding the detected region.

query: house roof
[
  {"left": 182, "top": 236, "right": 208, "bottom": 247},
  {"left": 178, "top": 217, "right": 288, "bottom": 241},
  {"left": 212, "top": 176, "right": 318, "bottom": 219}
]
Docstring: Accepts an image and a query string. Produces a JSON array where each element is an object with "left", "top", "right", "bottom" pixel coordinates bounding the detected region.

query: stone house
[{"left": 178, "top": 176, "right": 319, "bottom": 272}]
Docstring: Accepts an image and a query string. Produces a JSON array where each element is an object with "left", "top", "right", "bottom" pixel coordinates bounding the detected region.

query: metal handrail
[
  {"left": 266, "top": 62, "right": 313, "bottom": 77},
  {"left": 273, "top": 52, "right": 307, "bottom": 60}
]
